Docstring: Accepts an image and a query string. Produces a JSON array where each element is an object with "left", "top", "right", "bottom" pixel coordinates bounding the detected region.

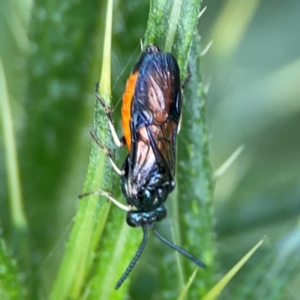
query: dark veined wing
[{"left": 130, "top": 51, "right": 182, "bottom": 179}]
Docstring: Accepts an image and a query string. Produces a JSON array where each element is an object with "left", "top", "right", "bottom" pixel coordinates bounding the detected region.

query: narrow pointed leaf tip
[{"left": 202, "top": 237, "right": 265, "bottom": 300}]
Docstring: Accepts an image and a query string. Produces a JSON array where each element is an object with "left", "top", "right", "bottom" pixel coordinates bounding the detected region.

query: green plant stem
[
  {"left": 0, "top": 58, "right": 29, "bottom": 263},
  {"left": 176, "top": 33, "right": 216, "bottom": 298},
  {"left": 99, "top": 0, "right": 112, "bottom": 95},
  {"left": 49, "top": 0, "right": 114, "bottom": 299},
  {"left": 144, "top": 1, "right": 215, "bottom": 298}
]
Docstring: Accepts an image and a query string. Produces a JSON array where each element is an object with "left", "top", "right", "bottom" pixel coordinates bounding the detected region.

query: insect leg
[
  {"left": 89, "top": 127, "right": 125, "bottom": 176},
  {"left": 95, "top": 83, "right": 124, "bottom": 148},
  {"left": 78, "top": 190, "right": 131, "bottom": 212}
]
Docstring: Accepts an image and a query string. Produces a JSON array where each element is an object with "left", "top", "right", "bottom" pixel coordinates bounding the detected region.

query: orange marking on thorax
[{"left": 122, "top": 71, "right": 138, "bottom": 151}]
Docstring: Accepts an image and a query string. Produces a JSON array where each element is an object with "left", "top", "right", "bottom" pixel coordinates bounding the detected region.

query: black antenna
[
  {"left": 115, "top": 225, "right": 148, "bottom": 290},
  {"left": 153, "top": 227, "right": 206, "bottom": 268}
]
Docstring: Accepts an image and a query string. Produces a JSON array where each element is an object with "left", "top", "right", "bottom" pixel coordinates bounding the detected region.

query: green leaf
[
  {"left": 203, "top": 237, "right": 265, "bottom": 300},
  {"left": 233, "top": 225, "right": 300, "bottom": 300},
  {"left": 176, "top": 31, "right": 215, "bottom": 299},
  {"left": 145, "top": 0, "right": 202, "bottom": 80},
  {"left": 0, "top": 58, "right": 29, "bottom": 264},
  {"left": 145, "top": 1, "right": 216, "bottom": 298},
  {"left": 0, "top": 236, "right": 24, "bottom": 300},
  {"left": 176, "top": 267, "right": 199, "bottom": 300},
  {"left": 49, "top": 0, "right": 117, "bottom": 299}
]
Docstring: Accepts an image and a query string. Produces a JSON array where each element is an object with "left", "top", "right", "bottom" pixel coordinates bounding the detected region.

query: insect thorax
[{"left": 121, "top": 156, "right": 175, "bottom": 226}]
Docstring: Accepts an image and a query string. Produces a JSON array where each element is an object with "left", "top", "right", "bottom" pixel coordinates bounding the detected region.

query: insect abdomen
[{"left": 122, "top": 72, "right": 138, "bottom": 151}]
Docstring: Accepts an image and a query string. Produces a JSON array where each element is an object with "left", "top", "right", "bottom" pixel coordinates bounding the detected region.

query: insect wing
[{"left": 130, "top": 52, "right": 182, "bottom": 177}]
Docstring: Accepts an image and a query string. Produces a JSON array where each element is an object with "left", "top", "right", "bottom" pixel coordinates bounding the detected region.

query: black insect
[{"left": 80, "top": 44, "right": 206, "bottom": 289}]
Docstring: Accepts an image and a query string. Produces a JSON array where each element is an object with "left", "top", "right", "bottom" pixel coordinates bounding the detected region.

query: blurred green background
[
  {"left": 1, "top": 0, "right": 300, "bottom": 299},
  {"left": 200, "top": 1, "right": 300, "bottom": 298}
]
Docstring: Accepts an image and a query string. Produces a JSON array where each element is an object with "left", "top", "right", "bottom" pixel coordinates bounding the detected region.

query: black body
[{"left": 121, "top": 45, "right": 182, "bottom": 227}]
